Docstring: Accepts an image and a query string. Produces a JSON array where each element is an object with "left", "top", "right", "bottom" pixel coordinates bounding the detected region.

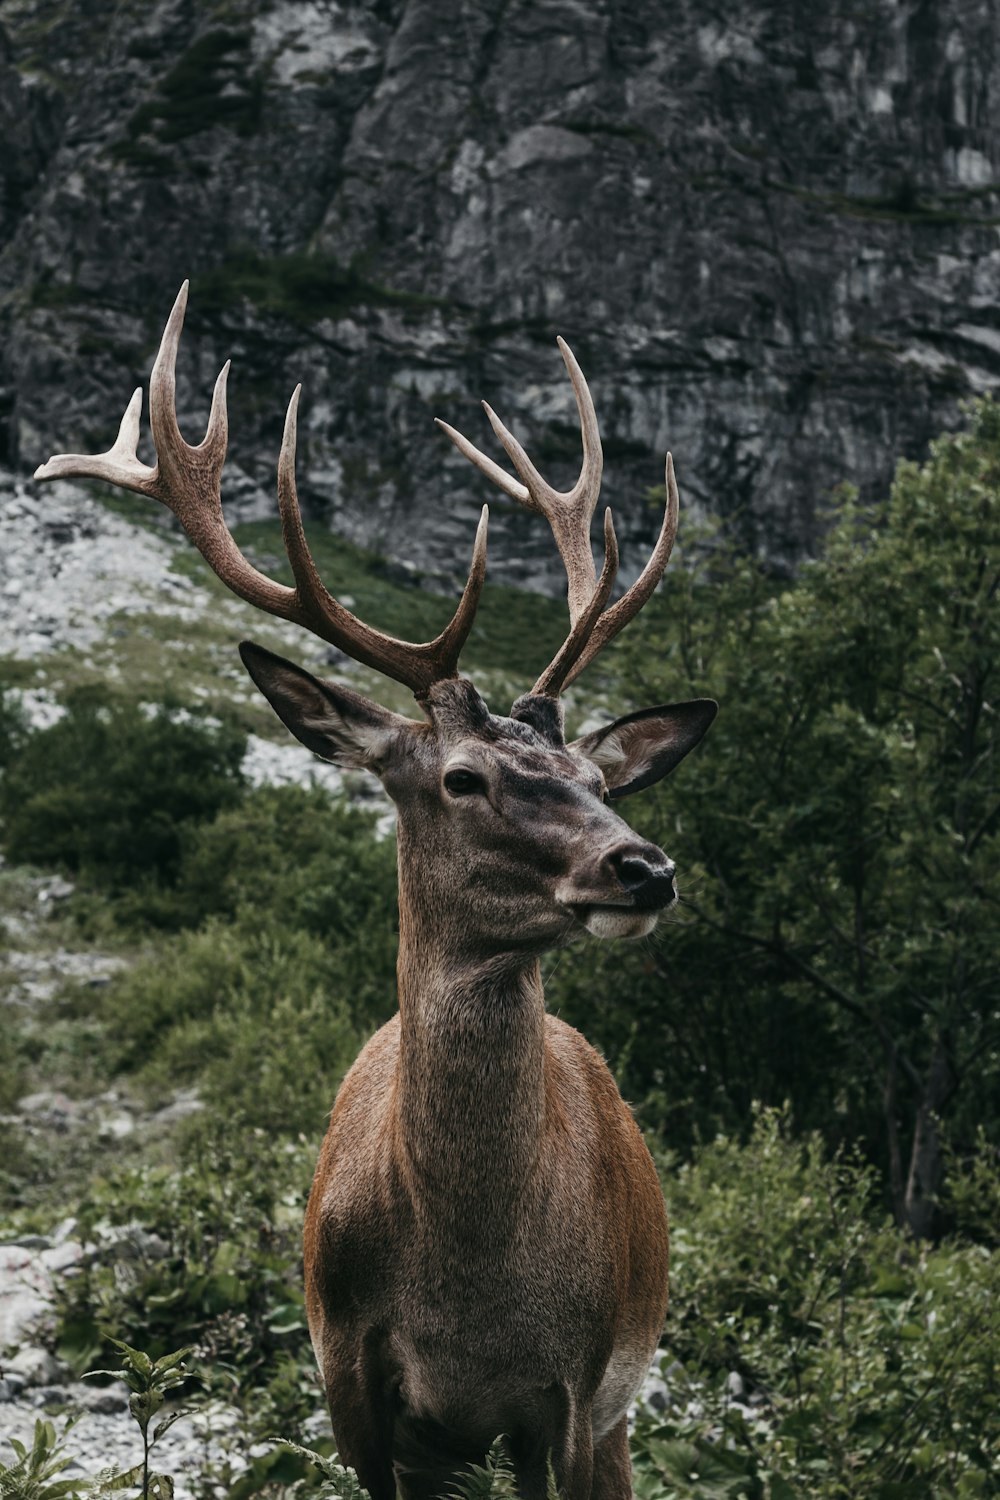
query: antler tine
[
  {"left": 561, "top": 452, "right": 679, "bottom": 690},
  {"left": 436, "top": 336, "right": 604, "bottom": 626},
  {"left": 436, "top": 345, "right": 681, "bottom": 699},
  {"left": 533, "top": 509, "right": 619, "bottom": 698},
  {"left": 34, "top": 385, "right": 154, "bottom": 492},
  {"left": 35, "top": 284, "right": 490, "bottom": 701},
  {"left": 277, "top": 386, "right": 489, "bottom": 694}
]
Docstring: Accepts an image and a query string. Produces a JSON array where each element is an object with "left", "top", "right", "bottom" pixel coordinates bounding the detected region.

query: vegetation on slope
[{"left": 0, "top": 402, "right": 998, "bottom": 1495}]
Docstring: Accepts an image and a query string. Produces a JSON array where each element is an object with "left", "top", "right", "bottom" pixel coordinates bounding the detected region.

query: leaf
[
  {"left": 129, "top": 1387, "right": 165, "bottom": 1432},
  {"left": 151, "top": 1348, "right": 193, "bottom": 1378},
  {"left": 446, "top": 1438, "right": 518, "bottom": 1499},
  {"left": 644, "top": 1439, "right": 754, "bottom": 1499},
  {"left": 107, "top": 1339, "right": 153, "bottom": 1378},
  {"left": 147, "top": 1475, "right": 175, "bottom": 1500},
  {"left": 91, "top": 1464, "right": 145, "bottom": 1497},
  {"left": 266, "top": 1439, "right": 371, "bottom": 1498},
  {"left": 152, "top": 1408, "right": 195, "bottom": 1443}
]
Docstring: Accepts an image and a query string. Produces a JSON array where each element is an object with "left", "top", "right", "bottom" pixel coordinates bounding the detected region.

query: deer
[{"left": 35, "top": 283, "right": 717, "bottom": 1500}]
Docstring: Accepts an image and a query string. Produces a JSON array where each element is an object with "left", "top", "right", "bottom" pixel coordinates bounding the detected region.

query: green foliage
[
  {"left": 84, "top": 1340, "right": 195, "bottom": 1500},
  {"left": 0, "top": 1420, "right": 82, "bottom": 1500},
  {"left": 0, "top": 690, "right": 245, "bottom": 892},
  {"left": 633, "top": 1108, "right": 1000, "bottom": 1497},
  {"left": 0, "top": 686, "right": 28, "bottom": 769},
  {"left": 268, "top": 1441, "right": 371, "bottom": 1500},
  {"left": 942, "top": 1127, "right": 1000, "bottom": 1247},
  {"left": 53, "top": 1126, "right": 314, "bottom": 1395},
  {"left": 445, "top": 1440, "right": 519, "bottom": 1498},
  {"left": 555, "top": 400, "right": 1000, "bottom": 1234},
  {"left": 120, "top": 28, "right": 264, "bottom": 152},
  {"left": 99, "top": 919, "right": 368, "bottom": 1131},
  {"left": 167, "top": 785, "right": 397, "bottom": 949},
  {"left": 83, "top": 786, "right": 396, "bottom": 1127}
]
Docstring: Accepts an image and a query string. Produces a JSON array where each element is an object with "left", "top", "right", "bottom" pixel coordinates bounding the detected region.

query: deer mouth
[{"left": 567, "top": 903, "right": 662, "bottom": 940}]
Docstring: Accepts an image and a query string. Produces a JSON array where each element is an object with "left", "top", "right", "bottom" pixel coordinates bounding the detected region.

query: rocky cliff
[{"left": 2, "top": 0, "right": 999, "bottom": 594}]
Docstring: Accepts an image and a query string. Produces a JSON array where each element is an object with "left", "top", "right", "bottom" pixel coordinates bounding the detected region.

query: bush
[
  {"left": 168, "top": 784, "right": 397, "bottom": 954},
  {"left": 0, "top": 689, "right": 246, "bottom": 890},
  {"left": 634, "top": 1108, "right": 1000, "bottom": 1497},
  {"left": 86, "top": 785, "right": 399, "bottom": 1129},
  {"left": 0, "top": 685, "right": 28, "bottom": 769},
  {"left": 53, "top": 1124, "right": 317, "bottom": 1433},
  {"left": 101, "top": 919, "right": 369, "bottom": 1134}
]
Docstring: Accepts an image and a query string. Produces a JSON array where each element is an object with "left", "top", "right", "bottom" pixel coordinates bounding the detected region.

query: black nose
[{"left": 606, "top": 846, "right": 677, "bottom": 911}]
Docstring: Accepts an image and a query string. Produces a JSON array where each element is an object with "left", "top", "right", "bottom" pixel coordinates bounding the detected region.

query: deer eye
[{"left": 443, "top": 768, "right": 486, "bottom": 797}]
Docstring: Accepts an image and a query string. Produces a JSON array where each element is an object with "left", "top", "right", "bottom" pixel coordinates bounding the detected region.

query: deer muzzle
[{"left": 556, "top": 837, "right": 677, "bottom": 938}]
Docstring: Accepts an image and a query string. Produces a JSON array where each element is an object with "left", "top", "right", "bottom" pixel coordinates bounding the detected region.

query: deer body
[
  {"left": 35, "top": 285, "right": 716, "bottom": 1499},
  {"left": 304, "top": 931, "right": 669, "bottom": 1498}
]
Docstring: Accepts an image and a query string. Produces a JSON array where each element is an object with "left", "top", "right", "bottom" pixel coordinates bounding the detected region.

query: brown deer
[{"left": 36, "top": 284, "right": 716, "bottom": 1500}]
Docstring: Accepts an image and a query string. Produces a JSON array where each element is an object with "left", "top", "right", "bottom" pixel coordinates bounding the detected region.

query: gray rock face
[{"left": 1, "top": 0, "right": 998, "bottom": 592}]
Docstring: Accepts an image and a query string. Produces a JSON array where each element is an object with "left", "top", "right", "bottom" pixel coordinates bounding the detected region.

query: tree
[
  {"left": 555, "top": 399, "right": 1000, "bottom": 1237},
  {"left": 0, "top": 688, "right": 246, "bottom": 889}
]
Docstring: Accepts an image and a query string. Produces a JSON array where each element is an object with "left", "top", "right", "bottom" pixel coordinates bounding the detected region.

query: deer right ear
[
  {"left": 572, "top": 699, "right": 718, "bottom": 797},
  {"left": 239, "top": 642, "right": 413, "bottom": 770}
]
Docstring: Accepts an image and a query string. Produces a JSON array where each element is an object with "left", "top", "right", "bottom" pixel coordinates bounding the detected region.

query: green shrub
[
  {"left": 99, "top": 919, "right": 369, "bottom": 1135},
  {"left": 55, "top": 1125, "right": 315, "bottom": 1411},
  {"left": 556, "top": 400, "right": 1000, "bottom": 1238},
  {"left": 169, "top": 784, "right": 397, "bottom": 954},
  {"left": 636, "top": 1107, "right": 1000, "bottom": 1497},
  {"left": 0, "top": 685, "right": 28, "bottom": 769},
  {"left": 0, "top": 689, "right": 245, "bottom": 890}
]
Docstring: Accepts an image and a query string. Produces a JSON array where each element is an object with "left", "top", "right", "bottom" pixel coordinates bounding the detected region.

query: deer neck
[{"left": 394, "top": 859, "right": 547, "bottom": 1218}]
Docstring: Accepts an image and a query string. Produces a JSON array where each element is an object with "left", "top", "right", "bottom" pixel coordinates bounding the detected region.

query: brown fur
[
  {"left": 233, "top": 668, "right": 713, "bottom": 1498},
  {"left": 295, "top": 681, "right": 681, "bottom": 1498},
  {"left": 304, "top": 997, "right": 668, "bottom": 1500}
]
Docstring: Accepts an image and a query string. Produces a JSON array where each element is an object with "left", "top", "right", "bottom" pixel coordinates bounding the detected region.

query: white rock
[
  {"left": 16, "top": 1090, "right": 81, "bottom": 1125},
  {"left": 0, "top": 474, "right": 211, "bottom": 661},
  {"left": 5, "top": 1345, "right": 66, "bottom": 1387},
  {"left": 152, "top": 1089, "right": 204, "bottom": 1126},
  {"left": 0, "top": 1245, "right": 56, "bottom": 1347},
  {"left": 97, "top": 1110, "right": 136, "bottom": 1141},
  {"left": 241, "top": 731, "right": 346, "bottom": 792},
  {"left": 39, "top": 1240, "right": 87, "bottom": 1275}
]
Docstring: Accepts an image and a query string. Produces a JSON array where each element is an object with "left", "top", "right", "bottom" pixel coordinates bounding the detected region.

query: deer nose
[{"left": 606, "top": 845, "right": 677, "bottom": 910}]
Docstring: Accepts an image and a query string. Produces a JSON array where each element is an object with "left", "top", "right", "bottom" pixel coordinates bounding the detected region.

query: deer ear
[
  {"left": 239, "top": 642, "right": 413, "bottom": 770},
  {"left": 572, "top": 700, "right": 718, "bottom": 798}
]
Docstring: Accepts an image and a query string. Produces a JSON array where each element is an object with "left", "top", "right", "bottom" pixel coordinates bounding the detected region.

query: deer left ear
[
  {"left": 238, "top": 641, "right": 414, "bottom": 771},
  {"left": 572, "top": 700, "right": 718, "bottom": 798}
]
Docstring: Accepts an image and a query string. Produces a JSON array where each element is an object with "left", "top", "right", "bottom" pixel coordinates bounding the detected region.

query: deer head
[{"left": 35, "top": 284, "right": 716, "bottom": 958}]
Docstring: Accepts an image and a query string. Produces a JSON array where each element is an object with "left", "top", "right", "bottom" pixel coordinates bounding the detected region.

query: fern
[
  {"left": 268, "top": 1440, "right": 371, "bottom": 1500},
  {"left": 446, "top": 1439, "right": 519, "bottom": 1500},
  {"left": 0, "top": 1420, "right": 84, "bottom": 1500}
]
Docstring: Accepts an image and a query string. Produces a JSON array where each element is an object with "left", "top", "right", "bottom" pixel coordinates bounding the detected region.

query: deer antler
[
  {"left": 34, "top": 283, "right": 488, "bottom": 701},
  {"left": 436, "top": 341, "right": 678, "bottom": 693}
]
